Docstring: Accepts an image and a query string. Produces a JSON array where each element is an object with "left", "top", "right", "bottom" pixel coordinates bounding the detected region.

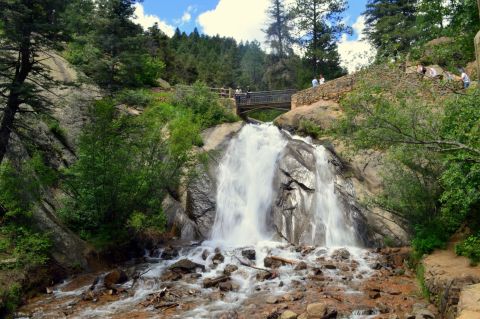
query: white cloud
[
  {"left": 132, "top": 3, "right": 175, "bottom": 37},
  {"left": 181, "top": 11, "right": 192, "bottom": 23},
  {"left": 198, "top": 0, "right": 271, "bottom": 43},
  {"left": 337, "top": 15, "right": 376, "bottom": 74}
]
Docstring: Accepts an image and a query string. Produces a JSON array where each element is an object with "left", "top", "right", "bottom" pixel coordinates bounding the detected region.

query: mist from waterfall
[
  {"left": 211, "top": 124, "right": 287, "bottom": 246},
  {"left": 211, "top": 123, "right": 357, "bottom": 247}
]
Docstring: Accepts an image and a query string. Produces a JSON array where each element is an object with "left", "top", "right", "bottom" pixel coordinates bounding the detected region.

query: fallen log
[
  {"left": 234, "top": 256, "right": 271, "bottom": 273},
  {"left": 270, "top": 256, "right": 297, "bottom": 265}
]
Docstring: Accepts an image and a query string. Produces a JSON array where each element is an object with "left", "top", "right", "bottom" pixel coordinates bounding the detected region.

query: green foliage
[
  {"left": 61, "top": 96, "right": 203, "bottom": 240},
  {"left": 116, "top": 89, "right": 154, "bottom": 107},
  {"left": 412, "top": 40, "right": 472, "bottom": 72},
  {"left": 298, "top": 120, "right": 323, "bottom": 139},
  {"left": 174, "top": 82, "right": 238, "bottom": 129},
  {"left": 416, "top": 264, "right": 430, "bottom": 298},
  {"left": 249, "top": 109, "right": 287, "bottom": 122},
  {"left": 127, "top": 211, "right": 166, "bottom": 233},
  {"left": 0, "top": 158, "right": 53, "bottom": 270},
  {"left": 364, "top": 0, "right": 419, "bottom": 58},
  {"left": 455, "top": 234, "right": 480, "bottom": 265},
  {"left": 0, "top": 283, "right": 22, "bottom": 317},
  {"left": 338, "top": 65, "right": 480, "bottom": 255}
]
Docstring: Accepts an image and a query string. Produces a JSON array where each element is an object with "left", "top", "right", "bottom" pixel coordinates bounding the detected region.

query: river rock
[
  {"left": 218, "top": 281, "right": 234, "bottom": 292},
  {"left": 202, "top": 249, "right": 210, "bottom": 260},
  {"left": 241, "top": 249, "right": 256, "bottom": 260},
  {"left": 224, "top": 264, "right": 239, "bottom": 275},
  {"left": 281, "top": 310, "right": 298, "bottom": 319},
  {"left": 331, "top": 248, "right": 350, "bottom": 260},
  {"left": 160, "top": 246, "right": 179, "bottom": 260},
  {"left": 104, "top": 269, "right": 128, "bottom": 289},
  {"left": 306, "top": 303, "right": 337, "bottom": 319},
  {"left": 295, "top": 261, "right": 308, "bottom": 271},
  {"left": 266, "top": 296, "right": 279, "bottom": 304},
  {"left": 169, "top": 259, "right": 205, "bottom": 274},
  {"left": 160, "top": 270, "right": 183, "bottom": 281},
  {"left": 212, "top": 252, "right": 225, "bottom": 265},
  {"left": 203, "top": 275, "right": 230, "bottom": 288}
]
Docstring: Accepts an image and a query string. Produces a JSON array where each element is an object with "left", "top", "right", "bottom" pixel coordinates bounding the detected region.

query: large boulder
[{"left": 275, "top": 100, "right": 343, "bottom": 133}]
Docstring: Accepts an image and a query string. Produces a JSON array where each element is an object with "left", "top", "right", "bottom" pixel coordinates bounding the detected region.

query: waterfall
[
  {"left": 313, "top": 146, "right": 357, "bottom": 247},
  {"left": 211, "top": 123, "right": 357, "bottom": 247},
  {"left": 211, "top": 124, "right": 287, "bottom": 246}
]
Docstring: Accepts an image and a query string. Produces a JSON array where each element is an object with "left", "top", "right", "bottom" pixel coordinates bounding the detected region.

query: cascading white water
[
  {"left": 212, "top": 123, "right": 357, "bottom": 248},
  {"left": 211, "top": 124, "right": 287, "bottom": 246},
  {"left": 313, "top": 146, "right": 357, "bottom": 247}
]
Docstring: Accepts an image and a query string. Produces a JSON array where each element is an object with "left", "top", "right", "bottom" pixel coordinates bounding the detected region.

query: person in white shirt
[
  {"left": 460, "top": 69, "right": 471, "bottom": 89},
  {"left": 312, "top": 78, "right": 319, "bottom": 87},
  {"left": 319, "top": 74, "right": 325, "bottom": 85},
  {"left": 428, "top": 67, "right": 438, "bottom": 78}
]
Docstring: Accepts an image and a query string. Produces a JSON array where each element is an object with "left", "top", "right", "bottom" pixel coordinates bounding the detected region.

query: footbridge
[{"left": 234, "top": 89, "right": 296, "bottom": 115}]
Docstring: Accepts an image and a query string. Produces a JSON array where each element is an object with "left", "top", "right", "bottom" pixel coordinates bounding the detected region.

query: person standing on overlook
[
  {"left": 460, "top": 68, "right": 471, "bottom": 89},
  {"left": 319, "top": 74, "right": 326, "bottom": 85}
]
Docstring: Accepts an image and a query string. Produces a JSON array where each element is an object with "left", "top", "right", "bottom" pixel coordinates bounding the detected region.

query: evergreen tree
[
  {"left": 293, "top": 0, "right": 349, "bottom": 78},
  {"left": 265, "top": 0, "right": 295, "bottom": 58},
  {"left": 65, "top": 0, "right": 163, "bottom": 91},
  {"left": 364, "top": 0, "right": 419, "bottom": 58},
  {"left": 0, "top": 0, "right": 66, "bottom": 164}
]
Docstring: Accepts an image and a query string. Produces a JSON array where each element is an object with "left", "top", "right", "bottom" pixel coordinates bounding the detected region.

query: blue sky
[{"left": 132, "top": 0, "right": 374, "bottom": 72}]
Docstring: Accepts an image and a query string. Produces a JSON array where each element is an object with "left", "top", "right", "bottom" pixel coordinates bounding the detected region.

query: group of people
[
  {"left": 416, "top": 64, "right": 471, "bottom": 89},
  {"left": 234, "top": 86, "right": 251, "bottom": 103},
  {"left": 312, "top": 74, "right": 326, "bottom": 87}
]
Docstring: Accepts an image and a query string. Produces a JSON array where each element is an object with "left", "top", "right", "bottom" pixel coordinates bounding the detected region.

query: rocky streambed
[{"left": 16, "top": 244, "right": 436, "bottom": 319}]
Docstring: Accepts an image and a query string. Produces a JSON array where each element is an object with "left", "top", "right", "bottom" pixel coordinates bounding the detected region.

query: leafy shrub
[
  {"left": 61, "top": 98, "right": 201, "bottom": 240},
  {"left": 298, "top": 120, "right": 323, "bottom": 139},
  {"left": 412, "top": 223, "right": 448, "bottom": 257},
  {"left": 127, "top": 211, "right": 166, "bottom": 233},
  {"left": 249, "top": 109, "right": 286, "bottom": 122},
  {"left": 455, "top": 235, "right": 480, "bottom": 265},
  {"left": 174, "top": 82, "right": 238, "bottom": 129},
  {"left": 0, "top": 283, "right": 22, "bottom": 317},
  {"left": 116, "top": 89, "right": 154, "bottom": 107}
]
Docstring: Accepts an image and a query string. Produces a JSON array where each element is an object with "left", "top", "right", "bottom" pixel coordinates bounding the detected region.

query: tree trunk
[{"left": 0, "top": 42, "right": 32, "bottom": 164}]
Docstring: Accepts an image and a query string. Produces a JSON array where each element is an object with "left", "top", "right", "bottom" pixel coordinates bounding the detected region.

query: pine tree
[
  {"left": 0, "top": 0, "right": 67, "bottom": 164},
  {"left": 364, "top": 0, "right": 419, "bottom": 58},
  {"left": 293, "top": 0, "right": 349, "bottom": 77},
  {"left": 265, "top": 0, "right": 294, "bottom": 59}
]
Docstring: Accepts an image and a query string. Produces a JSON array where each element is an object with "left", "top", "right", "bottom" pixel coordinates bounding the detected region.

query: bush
[
  {"left": 61, "top": 98, "right": 201, "bottom": 240},
  {"left": 116, "top": 89, "right": 154, "bottom": 107},
  {"left": 455, "top": 235, "right": 480, "bottom": 265},
  {"left": 174, "top": 82, "right": 238, "bottom": 129},
  {"left": 298, "top": 120, "right": 323, "bottom": 139}
]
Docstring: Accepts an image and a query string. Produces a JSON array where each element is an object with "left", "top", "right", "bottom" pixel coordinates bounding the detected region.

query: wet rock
[
  {"left": 370, "top": 263, "right": 382, "bottom": 270},
  {"left": 266, "top": 296, "right": 279, "bottom": 304},
  {"left": 218, "top": 281, "right": 233, "bottom": 292},
  {"left": 160, "top": 246, "right": 179, "bottom": 260},
  {"left": 203, "top": 275, "right": 230, "bottom": 288},
  {"left": 256, "top": 271, "right": 278, "bottom": 281},
  {"left": 202, "top": 249, "right": 210, "bottom": 260},
  {"left": 160, "top": 270, "right": 182, "bottom": 281},
  {"left": 104, "top": 269, "right": 128, "bottom": 289},
  {"left": 169, "top": 259, "right": 205, "bottom": 274},
  {"left": 241, "top": 249, "right": 256, "bottom": 261},
  {"left": 295, "top": 261, "right": 308, "bottom": 271},
  {"left": 331, "top": 248, "right": 350, "bottom": 260},
  {"left": 218, "top": 310, "right": 239, "bottom": 319},
  {"left": 413, "top": 309, "right": 435, "bottom": 319},
  {"left": 298, "top": 314, "right": 308, "bottom": 319},
  {"left": 281, "top": 310, "right": 298, "bottom": 319},
  {"left": 212, "top": 252, "right": 225, "bottom": 265},
  {"left": 324, "top": 264, "right": 337, "bottom": 270},
  {"left": 306, "top": 303, "right": 337, "bottom": 319},
  {"left": 223, "top": 264, "right": 239, "bottom": 275}
]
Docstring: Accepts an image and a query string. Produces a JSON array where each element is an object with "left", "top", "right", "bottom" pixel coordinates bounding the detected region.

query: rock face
[
  {"left": 275, "top": 100, "right": 343, "bottom": 133},
  {"left": 457, "top": 283, "right": 480, "bottom": 319},
  {"left": 270, "top": 138, "right": 375, "bottom": 246},
  {"left": 6, "top": 52, "right": 100, "bottom": 269},
  {"left": 182, "top": 122, "right": 244, "bottom": 239}
]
